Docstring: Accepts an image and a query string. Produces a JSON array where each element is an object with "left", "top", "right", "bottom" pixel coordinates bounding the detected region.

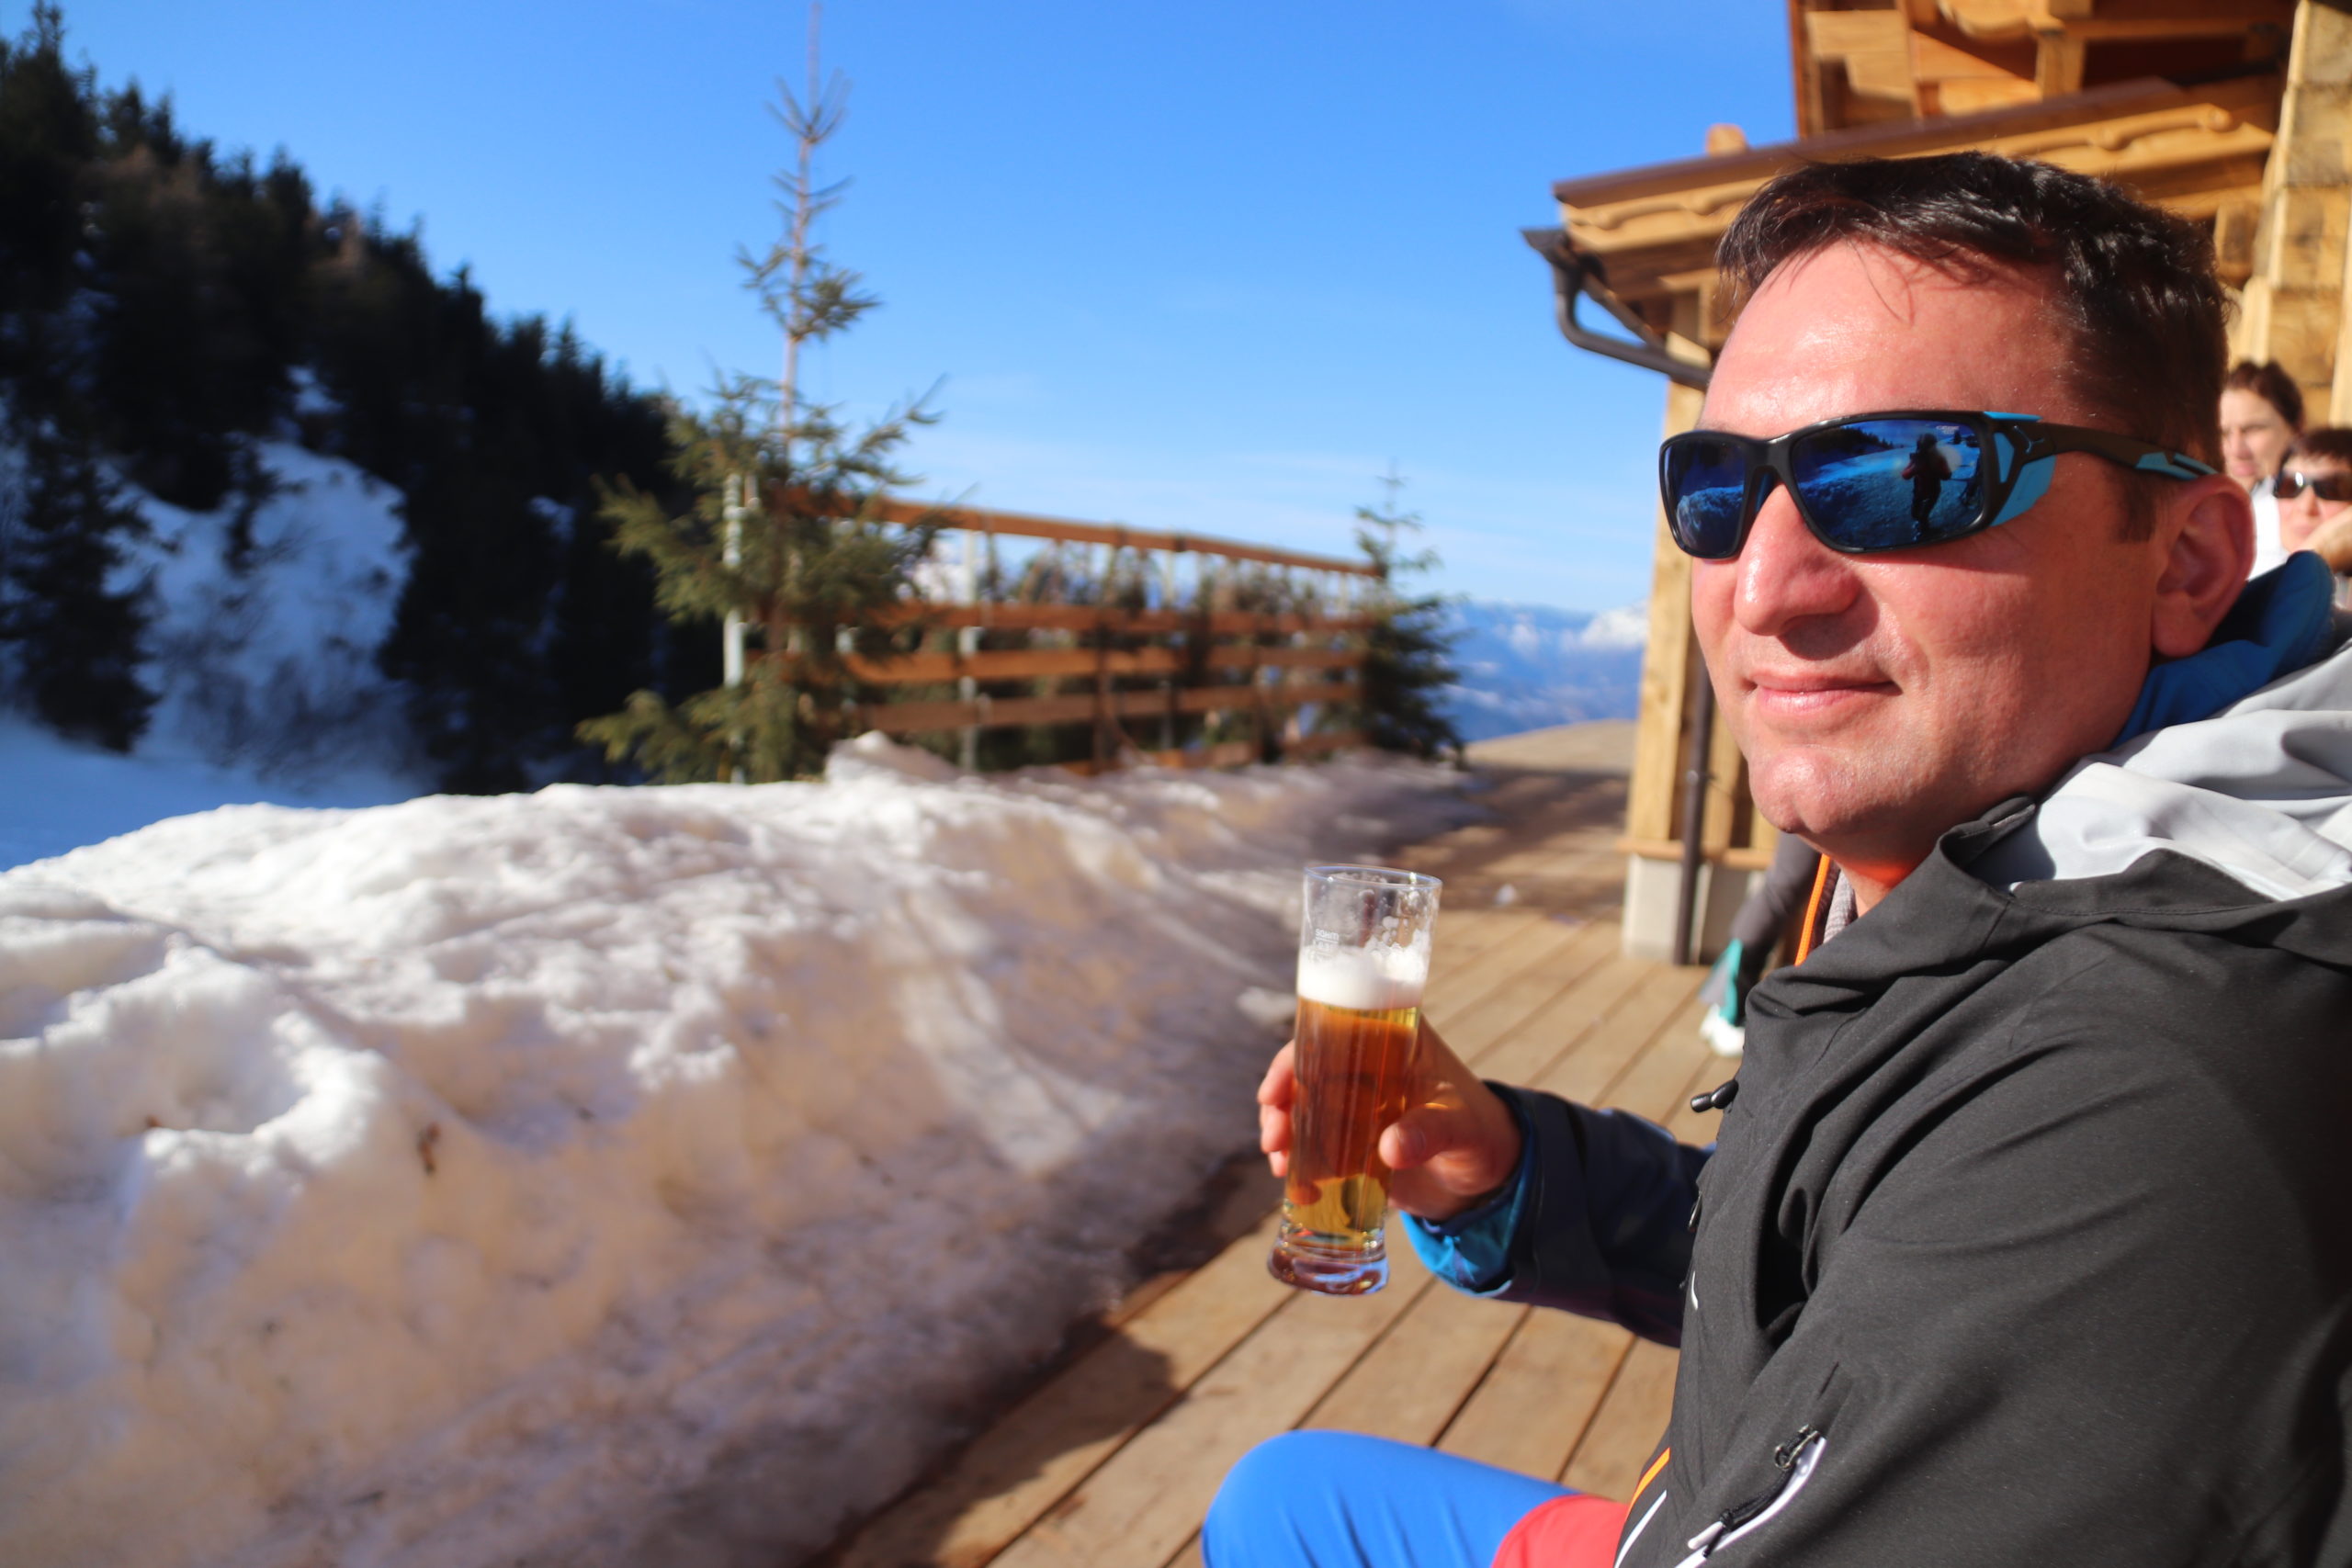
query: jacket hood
[{"left": 1969, "top": 615, "right": 2352, "bottom": 904}]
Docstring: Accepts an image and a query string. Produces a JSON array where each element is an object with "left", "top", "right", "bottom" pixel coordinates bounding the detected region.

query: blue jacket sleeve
[{"left": 1484, "top": 1083, "right": 1710, "bottom": 1346}]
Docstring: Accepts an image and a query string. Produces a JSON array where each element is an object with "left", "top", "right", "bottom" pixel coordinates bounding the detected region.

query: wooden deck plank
[
  {"left": 1560, "top": 1337, "right": 1681, "bottom": 1499},
  {"left": 832, "top": 1213, "right": 1294, "bottom": 1568},
  {"left": 1421, "top": 906, "right": 1519, "bottom": 969},
  {"left": 1301, "top": 1285, "right": 1529, "bottom": 1446},
  {"left": 1421, "top": 917, "right": 1580, "bottom": 1018},
  {"left": 1437, "top": 1309, "right": 1634, "bottom": 1480},
  {"left": 1436, "top": 919, "right": 1618, "bottom": 1062},
  {"left": 1582, "top": 989, "right": 1710, "bottom": 1116},
  {"left": 1468, "top": 946, "right": 1660, "bottom": 1089},
  {"left": 987, "top": 1274, "right": 1428, "bottom": 1568},
  {"left": 1532, "top": 968, "right": 1705, "bottom": 1111}
]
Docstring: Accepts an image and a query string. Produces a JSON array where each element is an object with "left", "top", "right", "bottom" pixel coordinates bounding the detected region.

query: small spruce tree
[
  {"left": 1351, "top": 468, "right": 1461, "bottom": 759},
  {"left": 580, "top": 8, "right": 934, "bottom": 784},
  {"left": 0, "top": 413, "right": 155, "bottom": 750}
]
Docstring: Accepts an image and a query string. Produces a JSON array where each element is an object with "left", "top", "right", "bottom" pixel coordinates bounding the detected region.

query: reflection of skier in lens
[{"left": 1899, "top": 433, "right": 1951, "bottom": 538}]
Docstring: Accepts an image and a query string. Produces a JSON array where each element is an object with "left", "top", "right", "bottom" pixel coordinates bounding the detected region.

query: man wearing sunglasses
[{"left": 1221, "top": 152, "right": 2352, "bottom": 1568}]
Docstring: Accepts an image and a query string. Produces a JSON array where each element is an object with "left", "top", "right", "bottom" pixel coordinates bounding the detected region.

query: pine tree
[
  {"left": 1351, "top": 469, "right": 1461, "bottom": 759},
  {"left": 0, "top": 413, "right": 155, "bottom": 750},
  {"left": 581, "top": 7, "right": 935, "bottom": 784}
]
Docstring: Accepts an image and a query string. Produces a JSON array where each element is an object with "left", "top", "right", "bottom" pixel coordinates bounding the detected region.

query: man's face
[
  {"left": 1691, "top": 243, "right": 2171, "bottom": 893},
  {"left": 2220, "top": 388, "right": 2296, "bottom": 489}
]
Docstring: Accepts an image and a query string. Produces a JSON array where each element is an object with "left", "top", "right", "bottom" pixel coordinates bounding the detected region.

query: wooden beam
[
  {"left": 1625, "top": 379, "right": 1705, "bottom": 848},
  {"left": 876, "top": 603, "right": 1377, "bottom": 636},
  {"left": 857, "top": 680, "right": 1360, "bottom": 737},
  {"left": 1806, "top": 7, "right": 1924, "bottom": 115},
  {"left": 2034, "top": 28, "right": 2088, "bottom": 95},
  {"left": 819, "top": 644, "right": 1364, "bottom": 687},
  {"left": 2240, "top": 0, "right": 2352, "bottom": 420},
  {"left": 1283, "top": 729, "right": 1368, "bottom": 756},
  {"left": 839, "top": 647, "right": 1185, "bottom": 684},
  {"left": 1791, "top": 0, "right": 1827, "bottom": 137},
  {"left": 841, "top": 493, "right": 1378, "bottom": 577},
  {"left": 1556, "top": 74, "right": 2278, "bottom": 278}
]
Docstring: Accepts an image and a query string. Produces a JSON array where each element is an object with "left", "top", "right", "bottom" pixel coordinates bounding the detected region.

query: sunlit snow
[{"left": 0, "top": 736, "right": 1468, "bottom": 1567}]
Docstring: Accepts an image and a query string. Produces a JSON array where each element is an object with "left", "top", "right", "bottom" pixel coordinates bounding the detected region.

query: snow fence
[{"left": 0, "top": 738, "right": 1470, "bottom": 1568}]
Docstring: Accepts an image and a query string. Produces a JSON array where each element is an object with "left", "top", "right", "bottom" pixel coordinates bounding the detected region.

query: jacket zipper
[{"left": 1667, "top": 1427, "right": 1826, "bottom": 1564}]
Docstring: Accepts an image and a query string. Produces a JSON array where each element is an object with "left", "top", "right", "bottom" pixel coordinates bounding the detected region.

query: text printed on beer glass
[{"left": 1269, "top": 865, "right": 1440, "bottom": 1296}]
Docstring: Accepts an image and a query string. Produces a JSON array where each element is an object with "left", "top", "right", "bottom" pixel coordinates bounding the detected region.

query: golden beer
[{"left": 1269, "top": 865, "right": 1439, "bottom": 1296}]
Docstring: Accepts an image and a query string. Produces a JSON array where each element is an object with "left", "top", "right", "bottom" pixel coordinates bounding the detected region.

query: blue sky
[{"left": 51, "top": 1, "right": 1792, "bottom": 611}]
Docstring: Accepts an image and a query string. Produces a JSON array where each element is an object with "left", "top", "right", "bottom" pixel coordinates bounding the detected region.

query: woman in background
[{"left": 2221, "top": 360, "right": 2303, "bottom": 577}]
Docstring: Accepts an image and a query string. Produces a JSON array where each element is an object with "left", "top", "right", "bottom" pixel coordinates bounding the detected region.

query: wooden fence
[{"left": 846, "top": 496, "right": 1381, "bottom": 771}]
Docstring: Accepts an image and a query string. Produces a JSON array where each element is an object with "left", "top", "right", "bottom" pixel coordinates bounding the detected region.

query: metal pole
[
  {"left": 723, "top": 474, "right": 748, "bottom": 784},
  {"left": 1671, "top": 666, "right": 1716, "bottom": 966}
]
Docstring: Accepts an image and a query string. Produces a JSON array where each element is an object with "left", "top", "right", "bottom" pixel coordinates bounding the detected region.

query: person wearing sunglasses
[
  {"left": 1218, "top": 152, "right": 2352, "bottom": 1568},
  {"left": 2275, "top": 427, "right": 2352, "bottom": 606},
  {"left": 2220, "top": 360, "right": 2304, "bottom": 577}
]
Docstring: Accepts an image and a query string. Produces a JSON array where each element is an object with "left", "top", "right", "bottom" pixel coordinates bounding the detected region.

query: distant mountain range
[{"left": 1439, "top": 600, "right": 1646, "bottom": 743}]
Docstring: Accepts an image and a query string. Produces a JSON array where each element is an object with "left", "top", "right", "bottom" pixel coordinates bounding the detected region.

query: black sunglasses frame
[
  {"left": 1658, "top": 410, "right": 2215, "bottom": 561},
  {"left": 2274, "top": 468, "right": 2352, "bottom": 505}
]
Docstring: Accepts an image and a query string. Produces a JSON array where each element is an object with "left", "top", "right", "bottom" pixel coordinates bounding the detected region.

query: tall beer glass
[{"left": 1268, "top": 864, "right": 1441, "bottom": 1296}]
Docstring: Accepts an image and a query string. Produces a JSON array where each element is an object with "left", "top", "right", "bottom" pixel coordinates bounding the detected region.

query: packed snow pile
[{"left": 0, "top": 739, "right": 1471, "bottom": 1568}]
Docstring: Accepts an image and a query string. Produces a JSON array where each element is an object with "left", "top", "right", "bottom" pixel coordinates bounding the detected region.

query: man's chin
[{"left": 1747, "top": 752, "right": 1899, "bottom": 851}]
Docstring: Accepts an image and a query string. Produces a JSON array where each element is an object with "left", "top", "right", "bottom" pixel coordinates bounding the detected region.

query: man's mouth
[{"left": 1744, "top": 671, "right": 1899, "bottom": 717}]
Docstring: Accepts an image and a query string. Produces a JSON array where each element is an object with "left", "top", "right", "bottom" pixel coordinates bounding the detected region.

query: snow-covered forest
[{"left": 0, "top": 9, "right": 703, "bottom": 796}]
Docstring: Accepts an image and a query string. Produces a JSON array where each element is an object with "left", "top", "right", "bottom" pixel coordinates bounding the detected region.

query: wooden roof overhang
[{"left": 1535, "top": 71, "right": 2278, "bottom": 346}]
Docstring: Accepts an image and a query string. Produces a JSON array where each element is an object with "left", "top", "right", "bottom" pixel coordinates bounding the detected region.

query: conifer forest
[{"left": 0, "top": 6, "right": 703, "bottom": 792}]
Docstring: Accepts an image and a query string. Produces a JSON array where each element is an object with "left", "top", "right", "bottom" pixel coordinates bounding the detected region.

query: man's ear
[{"left": 2151, "top": 476, "right": 2254, "bottom": 659}]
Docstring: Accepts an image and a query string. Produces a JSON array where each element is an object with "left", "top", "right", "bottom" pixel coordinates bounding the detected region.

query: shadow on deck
[{"left": 820, "top": 721, "right": 1724, "bottom": 1568}]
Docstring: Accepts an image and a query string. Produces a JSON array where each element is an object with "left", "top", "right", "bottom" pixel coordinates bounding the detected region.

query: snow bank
[
  {"left": 0, "top": 739, "right": 1469, "bottom": 1568},
  {"left": 130, "top": 438, "right": 413, "bottom": 781}
]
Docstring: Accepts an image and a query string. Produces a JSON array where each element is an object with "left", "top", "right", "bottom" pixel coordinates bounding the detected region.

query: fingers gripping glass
[
  {"left": 1659, "top": 411, "right": 2215, "bottom": 560},
  {"left": 2275, "top": 468, "right": 2352, "bottom": 504}
]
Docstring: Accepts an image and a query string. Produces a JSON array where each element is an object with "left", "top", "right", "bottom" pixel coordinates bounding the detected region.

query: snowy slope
[
  {"left": 0, "top": 737, "right": 1470, "bottom": 1568},
  {"left": 0, "top": 711, "right": 417, "bottom": 870},
  {"left": 1, "top": 432, "right": 421, "bottom": 871},
  {"left": 1441, "top": 600, "right": 1645, "bottom": 742},
  {"left": 129, "top": 436, "right": 414, "bottom": 781}
]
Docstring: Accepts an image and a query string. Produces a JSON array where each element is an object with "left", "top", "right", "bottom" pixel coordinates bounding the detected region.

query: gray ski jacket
[{"left": 1489, "top": 620, "right": 2352, "bottom": 1566}]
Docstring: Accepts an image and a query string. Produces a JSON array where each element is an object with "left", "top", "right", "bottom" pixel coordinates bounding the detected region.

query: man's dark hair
[
  {"left": 2285, "top": 426, "right": 2352, "bottom": 469},
  {"left": 1718, "top": 153, "right": 2227, "bottom": 539},
  {"left": 2225, "top": 359, "right": 2306, "bottom": 432}
]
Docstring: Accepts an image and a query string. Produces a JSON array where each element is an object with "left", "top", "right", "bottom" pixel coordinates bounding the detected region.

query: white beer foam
[{"left": 1296, "top": 942, "right": 1427, "bottom": 1012}]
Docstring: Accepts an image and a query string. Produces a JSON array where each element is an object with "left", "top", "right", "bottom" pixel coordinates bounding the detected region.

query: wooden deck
[{"left": 827, "top": 724, "right": 1725, "bottom": 1568}]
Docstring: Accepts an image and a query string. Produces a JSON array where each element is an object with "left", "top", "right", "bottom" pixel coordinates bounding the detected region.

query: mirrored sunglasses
[
  {"left": 1658, "top": 411, "right": 2213, "bottom": 560},
  {"left": 2274, "top": 468, "right": 2352, "bottom": 504}
]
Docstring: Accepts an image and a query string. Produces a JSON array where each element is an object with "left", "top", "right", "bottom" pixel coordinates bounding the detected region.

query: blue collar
[{"left": 2113, "top": 552, "right": 2339, "bottom": 746}]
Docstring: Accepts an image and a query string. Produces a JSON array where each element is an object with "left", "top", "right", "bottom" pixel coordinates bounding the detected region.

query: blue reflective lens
[
  {"left": 1788, "top": 419, "right": 1985, "bottom": 549},
  {"left": 1663, "top": 438, "right": 1752, "bottom": 558}
]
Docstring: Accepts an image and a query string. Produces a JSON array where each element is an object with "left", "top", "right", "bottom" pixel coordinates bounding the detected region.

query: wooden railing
[{"left": 847, "top": 496, "right": 1381, "bottom": 770}]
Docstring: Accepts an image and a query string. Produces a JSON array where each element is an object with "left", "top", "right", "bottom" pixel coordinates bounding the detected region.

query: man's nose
[{"left": 1734, "top": 482, "right": 1860, "bottom": 637}]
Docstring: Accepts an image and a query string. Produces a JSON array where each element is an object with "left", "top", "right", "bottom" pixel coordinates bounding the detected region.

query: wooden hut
[{"left": 1534, "top": 0, "right": 2342, "bottom": 962}]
